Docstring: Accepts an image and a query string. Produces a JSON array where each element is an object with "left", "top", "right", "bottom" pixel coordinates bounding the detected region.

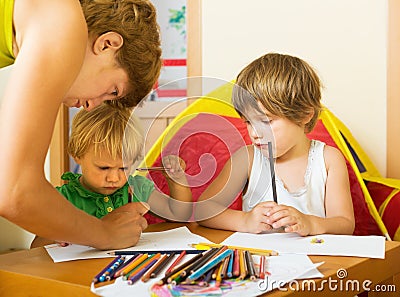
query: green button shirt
[{"left": 57, "top": 172, "right": 155, "bottom": 219}]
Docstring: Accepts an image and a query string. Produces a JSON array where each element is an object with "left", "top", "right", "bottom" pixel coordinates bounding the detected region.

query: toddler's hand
[
  {"left": 242, "top": 202, "right": 273, "bottom": 233},
  {"left": 162, "top": 155, "right": 187, "bottom": 185},
  {"left": 265, "top": 204, "right": 313, "bottom": 236}
]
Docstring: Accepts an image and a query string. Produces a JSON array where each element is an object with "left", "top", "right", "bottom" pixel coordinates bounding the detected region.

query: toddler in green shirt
[{"left": 31, "top": 104, "right": 192, "bottom": 247}]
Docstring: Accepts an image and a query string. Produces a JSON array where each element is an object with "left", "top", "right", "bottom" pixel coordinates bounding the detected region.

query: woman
[{"left": 0, "top": 0, "right": 162, "bottom": 250}]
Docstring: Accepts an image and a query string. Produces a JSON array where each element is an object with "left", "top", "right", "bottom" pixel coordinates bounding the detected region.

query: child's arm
[
  {"left": 146, "top": 156, "right": 192, "bottom": 221},
  {"left": 196, "top": 146, "right": 273, "bottom": 233},
  {"left": 265, "top": 146, "right": 355, "bottom": 235}
]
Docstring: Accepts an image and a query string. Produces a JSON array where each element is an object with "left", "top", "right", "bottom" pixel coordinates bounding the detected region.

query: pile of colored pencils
[{"left": 92, "top": 244, "right": 276, "bottom": 287}]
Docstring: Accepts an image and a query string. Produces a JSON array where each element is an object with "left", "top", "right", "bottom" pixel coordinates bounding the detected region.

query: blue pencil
[
  {"left": 186, "top": 249, "right": 233, "bottom": 281},
  {"left": 226, "top": 251, "right": 234, "bottom": 278},
  {"left": 92, "top": 255, "right": 121, "bottom": 283}
]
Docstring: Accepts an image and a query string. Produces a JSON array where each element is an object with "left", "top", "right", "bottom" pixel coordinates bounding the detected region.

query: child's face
[
  {"left": 244, "top": 101, "right": 306, "bottom": 158},
  {"left": 74, "top": 146, "right": 131, "bottom": 195}
]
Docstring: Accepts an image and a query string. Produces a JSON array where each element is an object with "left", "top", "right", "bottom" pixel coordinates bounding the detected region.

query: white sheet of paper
[
  {"left": 221, "top": 233, "right": 385, "bottom": 259},
  {"left": 91, "top": 253, "right": 323, "bottom": 297},
  {"left": 45, "top": 227, "right": 212, "bottom": 262}
]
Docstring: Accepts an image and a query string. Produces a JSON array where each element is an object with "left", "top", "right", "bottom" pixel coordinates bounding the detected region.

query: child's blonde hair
[
  {"left": 232, "top": 53, "right": 323, "bottom": 133},
  {"left": 80, "top": 0, "right": 162, "bottom": 108},
  {"left": 68, "top": 104, "right": 144, "bottom": 166}
]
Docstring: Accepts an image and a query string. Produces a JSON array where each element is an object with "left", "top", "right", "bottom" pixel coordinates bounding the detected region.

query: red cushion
[{"left": 144, "top": 114, "right": 251, "bottom": 224}]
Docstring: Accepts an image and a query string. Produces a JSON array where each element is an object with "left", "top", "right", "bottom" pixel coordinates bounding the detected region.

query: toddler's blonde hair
[
  {"left": 68, "top": 104, "right": 143, "bottom": 166},
  {"left": 233, "top": 53, "right": 323, "bottom": 133}
]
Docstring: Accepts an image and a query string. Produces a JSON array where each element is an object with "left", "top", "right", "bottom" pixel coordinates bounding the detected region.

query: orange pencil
[
  {"left": 125, "top": 253, "right": 160, "bottom": 282},
  {"left": 120, "top": 253, "right": 148, "bottom": 277},
  {"left": 233, "top": 249, "right": 240, "bottom": 277}
]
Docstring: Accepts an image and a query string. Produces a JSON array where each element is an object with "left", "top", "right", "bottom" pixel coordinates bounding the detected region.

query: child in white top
[{"left": 197, "top": 53, "right": 355, "bottom": 236}]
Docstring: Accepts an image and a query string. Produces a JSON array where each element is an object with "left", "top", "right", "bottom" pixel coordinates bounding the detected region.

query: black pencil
[
  {"left": 268, "top": 141, "right": 278, "bottom": 203},
  {"left": 150, "top": 252, "right": 176, "bottom": 278}
]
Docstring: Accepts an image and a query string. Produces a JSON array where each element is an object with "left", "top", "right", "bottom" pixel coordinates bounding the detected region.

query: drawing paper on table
[
  {"left": 221, "top": 233, "right": 385, "bottom": 259},
  {"left": 45, "top": 227, "right": 213, "bottom": 262}
]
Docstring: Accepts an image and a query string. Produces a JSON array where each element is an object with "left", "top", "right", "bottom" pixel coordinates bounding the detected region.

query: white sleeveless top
[{"left": 242, "top": 139, "right": 327, "bottom": 218}]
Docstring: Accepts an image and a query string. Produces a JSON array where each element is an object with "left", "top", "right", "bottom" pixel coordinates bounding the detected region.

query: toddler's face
[
  {"left": 243, "top": 101, "right": 305, "bottom": 159},
  {"left": 74, "top": 146, "right": 131, "bottom": 195}
]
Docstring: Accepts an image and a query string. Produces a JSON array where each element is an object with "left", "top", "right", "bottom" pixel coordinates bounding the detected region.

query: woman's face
[
  {"left": 63, "top": 35, "right": 131, "bottom": 111},
  {"left": 63, "top": 66, "right": 130, "bottom": 111}
]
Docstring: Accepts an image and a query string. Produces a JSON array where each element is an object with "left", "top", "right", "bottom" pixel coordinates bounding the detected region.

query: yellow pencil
[
  {"left": 239, "top": 250, "right": 247, "bottom": 280},
  {"left": 190, "top": 243, "right": 278, "bottom": 256}
]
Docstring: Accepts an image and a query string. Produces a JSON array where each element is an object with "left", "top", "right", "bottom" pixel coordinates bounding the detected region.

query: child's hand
[
  {"left": 162, "top": 155, "right": 187, "bottom": 185},
  {"left": 264, "top": 202, "right": 313, "bottom": 236},
  {"left": 242, "top": 202, "right": 273, "bottom": 233}
]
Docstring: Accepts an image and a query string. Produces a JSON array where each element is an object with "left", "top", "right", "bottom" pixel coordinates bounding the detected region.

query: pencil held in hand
[{"left": 136, "top": 166, "right": 170, "bottom": 172}]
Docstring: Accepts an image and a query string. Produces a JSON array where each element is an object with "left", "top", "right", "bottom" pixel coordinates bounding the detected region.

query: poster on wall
[{"left": 151, "top": 0, "right": 187, "bottom": 101}]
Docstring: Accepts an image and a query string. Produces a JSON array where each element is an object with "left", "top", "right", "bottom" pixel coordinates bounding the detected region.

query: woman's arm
[{"left": 0, "top": 0, "right": 147, "bottom": 250}]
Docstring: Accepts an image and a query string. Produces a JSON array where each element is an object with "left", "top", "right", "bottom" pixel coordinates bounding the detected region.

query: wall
[{"left": 201, "top": 0, "right": 387, "bottom": 175}]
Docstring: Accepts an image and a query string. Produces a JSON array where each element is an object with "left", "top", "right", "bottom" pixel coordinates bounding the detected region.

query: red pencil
[
  {"left": 165, "top": 250, "right": 186, "bottom": 275},
  {"left": 259, "top": 255, "right": 266, "bottom": 279}
]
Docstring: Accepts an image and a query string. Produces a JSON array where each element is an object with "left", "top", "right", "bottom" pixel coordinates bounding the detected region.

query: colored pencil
[
  {"left": 120, "top": 253, "right": 148, "bottom": 277},
  {"left": 233, "top": 249, "right": 240, "bottom": 277},
  {"left": 186, "top": 249, "right": 233, "bottom": 282},
  {"left": 108, "top": 249, "right": 204, "bottom": 256},
  {"left": 167, "top": 253, "right": 203, "bottom": 283},
  {"left": 113, "top": 254, "right": 140, "bottom": 278},
  {"left": 239, "top": 250, "right": 248, "bottom": 280},
  {"left": 215, "top": 261, "right": 224, "bottom": 287},
  {"left": 165, "top": 250, "right": 186, "bottom": 275},
  {"left": 150, "top": 252, "right": 176, "bottom": 278},
  {"left": 227, "top": 251, "right": 234, "bottom": 278},
  {"left": 212, "top": 262, "right": 222, "bottom": 279},
  {"left": 127, "top": 258, "right": 159, "bottom": 285},
  {"left": 123, "top": 253, "right": 159, "bottom": 280},
  {"left": 136, "top": 166, "right": 170, "bottom": 172},
  {"left": 92, "top": 256, "right": 121, "bottom": 283},
  {"left": 245, "top": 250, "right": 257, "bottom": 281},
  {"left": 268, "top": 141, "right": 277, "bottom": 203},
  {"left": 141, "top": 254, "right": 167, "bottom": 282},
  {"left": 220, "top": 255, "right": 230, "bottom": 279},
  {"left": 184, "top": 248, "right": 219, "bottom": 276},
  {"left": 191, "top": 242, "right": 278, "bottom": 256},
  {"left": 104, "top": 256, "right": 126, "bottom": 281},
  {"left": 259, "top": 255, "right": 266, "bottom": 279}
]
